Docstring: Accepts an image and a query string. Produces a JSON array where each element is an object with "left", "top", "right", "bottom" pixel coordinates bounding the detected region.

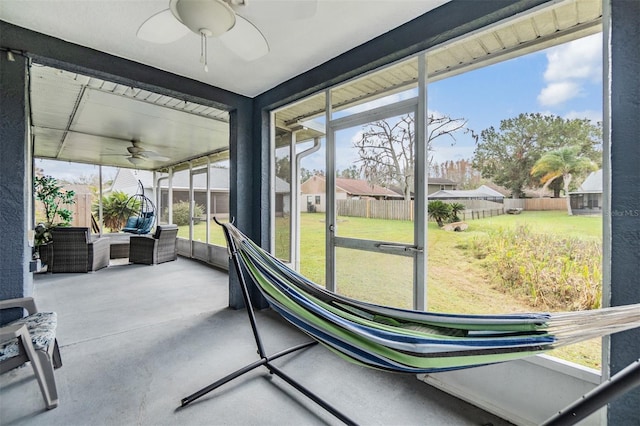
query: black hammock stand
[
  {"left": 121, "top": 180, "right": 156, "bottom": 234},
  {"left": 180, "top": 217, "right": 354, "bottom": 424}
]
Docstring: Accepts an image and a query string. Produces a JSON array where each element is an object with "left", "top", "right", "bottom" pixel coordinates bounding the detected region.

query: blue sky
[
  {"left": 39, "top": 33, "right": 602, "bottom": 181},
  {"left": 427, "top": 32, "right": 602, "bottom": 164},
  {"left": 299, "top": 32, "right": 603, "bottom": 172}
]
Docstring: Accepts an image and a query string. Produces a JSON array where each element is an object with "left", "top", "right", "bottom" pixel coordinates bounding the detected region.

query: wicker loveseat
[
  {"left": 50, "top": 227, "right": 110, "bottom": 273},
  {"left": 129, "top": 224, "right": 178, "bottom": 265}
]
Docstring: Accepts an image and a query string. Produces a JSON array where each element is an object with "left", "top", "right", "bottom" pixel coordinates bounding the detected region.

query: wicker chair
[
  {"left": 129, "top": 224, "right": 178, "bottom": 265},
  {"left": 0, "top": 297, "right": 62, "bottom": 409},
  {"left": 50, "top": 227, "right": 110, "bottom": 273}
]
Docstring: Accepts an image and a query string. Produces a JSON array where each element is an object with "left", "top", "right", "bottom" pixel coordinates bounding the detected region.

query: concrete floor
[{"left": 1, "top": 257, "right": 512, "bottom": 426}]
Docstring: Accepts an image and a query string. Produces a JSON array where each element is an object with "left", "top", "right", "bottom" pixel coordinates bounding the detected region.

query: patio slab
[{"left": 1, "top": 257, "right": 511, "bottom": 425}]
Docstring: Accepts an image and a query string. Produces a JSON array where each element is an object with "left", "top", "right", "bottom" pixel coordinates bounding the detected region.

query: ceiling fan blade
[
  {"left": 288, "top": 0, "right": 317, "bottom": 20},
  {"left": 141, "top": 151, "right": 170, "bottom": 161},
  {"left": 137, "top": 9, "right": 190, "bottom": 44},
  {"left": 219, "top": 15, "right": 269, "bottom": 61}
]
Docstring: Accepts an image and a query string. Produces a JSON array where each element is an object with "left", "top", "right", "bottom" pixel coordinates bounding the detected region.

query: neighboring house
[
  {"left": 391, "top": 178, "right": 458, "bottom": 197},
  {"left": 110, "top": 168, "right": 290, "bottom": 218},
  {"left": 428, "top": 184, "right": 505, "bottom": 203},
  {"left": 300, "top": 175, "right": 401, "bottom": 213},
  {"left": 426, "top": 178, "right": 458, "bottom": 195},
  {"left": 569, "top": 169, "right": 602, "bottom": 215},
  {"left": 428, "top": 184, "right": 505, "bottom": 211}
]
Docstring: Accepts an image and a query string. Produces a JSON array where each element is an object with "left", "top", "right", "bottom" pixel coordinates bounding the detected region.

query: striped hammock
[{"left": 224, "top": 223, "right": 640, "bottom": 374}]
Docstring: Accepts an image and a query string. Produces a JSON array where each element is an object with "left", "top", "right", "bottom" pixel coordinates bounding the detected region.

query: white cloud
[
  {"left": 563, "top": 109, "right": 602, "bottom": 124},
  {"left": 538, "top": 81, "right": 581, "bottom": 106},
  {"left": 538, "top": 33, "right": 602, "bottom": 106}
]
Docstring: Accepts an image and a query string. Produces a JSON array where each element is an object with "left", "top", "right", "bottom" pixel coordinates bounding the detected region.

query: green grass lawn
[{"left": 177, "top": 211, "right": 603, "bottom": 369}]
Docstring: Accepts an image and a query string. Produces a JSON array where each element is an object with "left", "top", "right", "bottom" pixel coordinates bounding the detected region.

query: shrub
[
  {"left": 427, "top": 200, "right": 452, "bottom": 227},
  {"left": 474, "top": 225, "right": 601, "bottom": 311},
  {"left": 449, "top": 202, "right": 465, "bottom": 222},
  {"left": 93, "top": 191, "right": 140, "bottom": 232},
  {"left": 166, "top": 201, "right": 204, "bottom": 226}
]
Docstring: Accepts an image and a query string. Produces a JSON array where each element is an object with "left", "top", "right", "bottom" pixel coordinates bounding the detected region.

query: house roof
[
  {"left": 476, "top": 185, "right": 506, "bottom": 198},
  {"left": 429, "top": 187, "right": 505, "bottom": 199},
  {"left": 334, "top": 178, "right": 401, "bottom": 198},
  {"left": 302, "top": 175, "right": 400, "bottom": 198},
  {"left": 570, "top": 169, "right": 602, "bottom": 194}
]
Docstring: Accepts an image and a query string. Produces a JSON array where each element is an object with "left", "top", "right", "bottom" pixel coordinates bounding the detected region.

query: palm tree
[
  {"left": 531, "top": 146, "right": 597, "bottom": 215},
  {"left": 93, "top": 191, "right": 140, "bottom": 231},
  {"left": 428, "top": 200, "right": 452, "bottom": 227}
]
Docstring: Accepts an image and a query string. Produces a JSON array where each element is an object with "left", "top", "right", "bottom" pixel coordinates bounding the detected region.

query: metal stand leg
[
  {"left": 180, "top": 341, "right": 316, "bottom": 407},
  {"left": 541, "top": 359, "right": 640, "bottom": 426},
  {"left": 181, "top": 219, "right": 358, "bottom": 425}
]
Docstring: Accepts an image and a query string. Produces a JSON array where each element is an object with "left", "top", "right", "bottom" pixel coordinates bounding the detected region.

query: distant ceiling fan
[
  {"left": 123, "top": 140, "right": 170, "bottom": 166},
  {"left": 137, "top": 0, "right": 317, "bottom": 70},
  {"left": 32, "top": 126, "right": 171, "bottom": 166}
]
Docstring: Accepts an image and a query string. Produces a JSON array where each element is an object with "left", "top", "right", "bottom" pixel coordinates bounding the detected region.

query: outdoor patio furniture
[
  {"left": 121, "top": 180, "right": 156, "bottom": 235},
  {"left": 50, "top": 227, "right": 110, "bottom": 273},
  {"left": 129, "top": 224, "right": 178, "bottom": 265},
  {"left": 105, "top": 233, "right": 131, "bottom": 259},
  {"left": 121, "top": 211, "right": 155, "bottom": 235},
  {"left": 0, "top": 297, "right": 62, "bottom": 409}
]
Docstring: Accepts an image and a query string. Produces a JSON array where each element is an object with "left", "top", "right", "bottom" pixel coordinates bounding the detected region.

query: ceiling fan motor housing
[{"left": 171, "top": 0, "right": 236, "bottom": 36}]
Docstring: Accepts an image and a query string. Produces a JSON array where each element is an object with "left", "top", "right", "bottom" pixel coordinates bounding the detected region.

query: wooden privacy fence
[
  {"left": 504, "top": 198, "right": 566, "bottom": 211},
  {"left": 35, "top": 193, "right": 93, "bottom": 228},
  {"left": 338, "top": 199, "right": 414, "bottom": 221},
  {"left": 334, "top": 197, "right": 566, "bottom": 221},
  {"left": 337, "top": 199, "right": 506, "bottom": 221}
]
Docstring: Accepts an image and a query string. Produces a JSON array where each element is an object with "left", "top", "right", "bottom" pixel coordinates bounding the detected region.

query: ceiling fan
[
  {"left": 137, "top": 0, "right": 317, "bottom": 70},
  {"left": 32, "top": 126, "right": 172, "bottom": 166},
  {"left": 122, "top": 140, "right": 170, "bottom": 166}
]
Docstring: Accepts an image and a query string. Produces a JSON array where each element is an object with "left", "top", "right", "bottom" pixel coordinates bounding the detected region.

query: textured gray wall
[
  {"left": 608, "top": 0, "right": 640, "bottom": 423},
  {"left": 0, "top": 52, "right": 32, "bottom": 324}
]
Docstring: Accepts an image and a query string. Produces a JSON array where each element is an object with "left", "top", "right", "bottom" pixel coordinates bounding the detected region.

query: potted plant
[
  {"left": 93, "top": 191, "right": 140, "bottom": 232},
  {"left": 33, "top": 175, "right": 75, "bottom": 264}
]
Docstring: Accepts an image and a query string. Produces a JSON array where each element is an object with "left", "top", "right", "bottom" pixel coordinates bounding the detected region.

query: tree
[
  {"left": 473, "top": 113, "right": 602, "bottom": 198},
  {"left": 34, "top": 175, "right": 76, "bottom": 226},
  {"left": 429, "top": 159, "right": 484, "bottom": 189},
  {"left": 300, "top": 167, "right": 324, "bottom": 183},
  {"left": 275, "top": 156, "right": 291, "bottom": 183},
  {"left": 34, "top": 175, "right": 76, "bottom": 245},
  {"left": 531, "top": 146, "right": 597, "bottom": 215},
  {"left": 337, "top": 166, "right": 360, "bottom": 179},
  {"left": 427, "top": 200, "right": 452, "bottom": 227},
  {"left": 354, "top": 113, "right": 468, "bottom": 200}
]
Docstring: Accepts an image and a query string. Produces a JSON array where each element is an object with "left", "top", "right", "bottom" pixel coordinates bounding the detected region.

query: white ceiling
[{"left": 0, "top": 0, "right": 449, "bottom": 97}]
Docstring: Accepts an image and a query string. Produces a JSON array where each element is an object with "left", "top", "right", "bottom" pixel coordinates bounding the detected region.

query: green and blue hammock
[
  {"left": 223, "top": 223, "right": 640, "bottom": 374},
  {"left": 183, "top": 222, "right": 640, "bottom": 424}
]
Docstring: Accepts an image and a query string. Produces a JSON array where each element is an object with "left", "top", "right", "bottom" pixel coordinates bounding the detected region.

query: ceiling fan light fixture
[{"left": 128, "top": 155, "right": 145, "bottom": 166}]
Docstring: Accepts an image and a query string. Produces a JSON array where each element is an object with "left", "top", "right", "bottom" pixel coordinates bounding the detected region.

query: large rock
[{"left": 442, "top": 221, "right": 468, "bottom": 232}]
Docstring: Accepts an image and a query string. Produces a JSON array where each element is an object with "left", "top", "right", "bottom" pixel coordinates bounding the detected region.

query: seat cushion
[{"left": 0, "top": 312, "right": 57, "bottom": 362}]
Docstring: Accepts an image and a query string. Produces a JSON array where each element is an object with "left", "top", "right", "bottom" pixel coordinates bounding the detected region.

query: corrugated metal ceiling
[{"left": 30, "top": 65, "right": 230, "bottom": 171}]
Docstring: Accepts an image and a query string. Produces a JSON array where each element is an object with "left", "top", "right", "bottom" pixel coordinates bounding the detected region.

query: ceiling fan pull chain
[{"left": 200, "top": 31, "right": 209, "bottom": 73}]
